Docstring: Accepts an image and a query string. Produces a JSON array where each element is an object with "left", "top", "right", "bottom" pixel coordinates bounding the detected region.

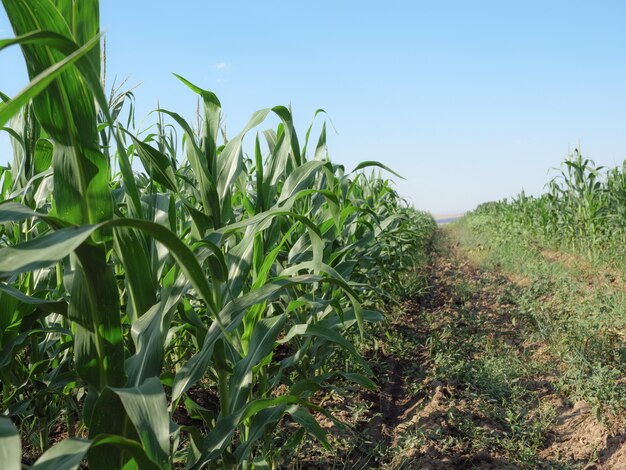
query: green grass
[
  {"left": 383, "top": 232, "right": 565, "bottom": 469},
  {"left": 458, "top": 216, "right": 626, "bottom": 423}
]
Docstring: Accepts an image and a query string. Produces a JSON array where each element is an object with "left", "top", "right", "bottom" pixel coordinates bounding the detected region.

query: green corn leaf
[
  {"left": 193, "top": 240, "right": 228, "bottom": 283},
  {"left": 0, "top": 417, "right": 20, "bottom": 470},
  {"left": 0, "top": 282, "right": 67, "bottom": 314},
  {"left": 0, "top": 200, "right": 64, "bottom": 225},
  {"left": 228, "top": 314, "right": 287, "bottom": 413},
  {"left": 125, "top": 272, "right": 187, "bottom": 387},
  {"left": 271, "top": 105, "right": 302, "bottom": 166},
  {"left": 351, "top": 160, "right": 405, "bottom": 180},
  {"left": 34, "top": 138, "right": 53, "bottom": 173},
  {"left": 89, "top": 378, "right": 170, "bottom": 469},
  {"left": 254, "top": 133, "right": 266, "bottom": 213},
  {"left": 31, "top": 435, "right": 160, "bottom": 470},
  {"left": 277, "top": 160, "right": 326, "bottom": 204},
  {"left": 0, "top": 32, "right": 101, "bottom": 128},
  {"left": 113, "top": 226, "right": 157, "bottom": 322},
  {"left": 301, "top": 108, "right": 326, "bottom": 160},
  {"left": 314, "top": 121, "right": 328, "bottom": 161},
  {"left": 196, "top": 395, "right": 305, "bottom": 466},
  {"left": 125, "top": 132, "right": 177, "bottom": 192},
  {"left": 124, "top": 303, "right": 168, "bottom": 388},
  {"left": 287, "top": 405, "right": 330, "bottom": 450},
  {"left": 224, "top": 230, "right": 255, "bottom": 300},
  {"left": 54, "top": 0, "right": 101, "bottom": 76},
  {"left": 110, "top": 378, "right": 170, "bottom": 468},
  {"left": 90, "top": 435, "right": 161, "bottom": 470},
  {"left": 0, "top": 205, "right": 219, "bottom": 317},
  {"left": 0, "top": 224, "right": 95, "bottom": 276},
  {"left": 70, "top": 242, "right": 126, "bottom": 393},
  {"left": 340, "top": 372, "right": 376, "bottom": 390},
  {"left": 217, "top": 108, "right": 271, "bottom": 203},
  {"left": 174, "top": 74, "right": 221, "bottom": 176},
  {"left": 31, "top": 438, "right": 92, "bottom": 470}
]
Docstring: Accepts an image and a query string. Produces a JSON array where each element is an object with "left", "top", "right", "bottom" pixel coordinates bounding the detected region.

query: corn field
[
  {"left": 469, "top": 149, "right": 626, "bottom": 260},
  {"left": 0, "top": 1, "right": 436, "bottom": 468}
]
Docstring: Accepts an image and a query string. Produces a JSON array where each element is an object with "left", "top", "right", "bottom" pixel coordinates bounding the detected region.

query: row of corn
[
  {"left": 0, "top": 1, "right": 435, "bottom": 468},
  {"left": 470, "top": 149, "right": 626, "bottom": 260}
]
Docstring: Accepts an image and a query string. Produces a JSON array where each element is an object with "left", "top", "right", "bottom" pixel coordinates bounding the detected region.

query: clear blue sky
[{"left": 2, "top": 1, "right": 626, "bottom": 214}]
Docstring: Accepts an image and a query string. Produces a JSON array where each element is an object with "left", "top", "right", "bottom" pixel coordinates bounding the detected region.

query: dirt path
[
  {"left": 293, "top": 228, "right": 626, "bottom": 469},
  {"left": 380, "top": 228, "right": 626, "bottom": 469},
  {"left": 373, "top": 229, "right": 546, "bottom": 468}
]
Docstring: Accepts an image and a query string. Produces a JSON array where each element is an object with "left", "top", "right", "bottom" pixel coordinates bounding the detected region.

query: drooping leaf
[{"left": 351, "top": 160, "right": 405, "bottom": 180}]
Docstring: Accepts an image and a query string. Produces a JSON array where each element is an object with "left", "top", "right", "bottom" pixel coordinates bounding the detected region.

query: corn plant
[{"left": 469, "top": 148, "right": 626, "bottom": 261}]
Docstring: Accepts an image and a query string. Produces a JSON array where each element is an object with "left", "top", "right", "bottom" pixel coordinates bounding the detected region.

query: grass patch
[{"left": 455, "top": 216, "right": 626, "bottom": 423}]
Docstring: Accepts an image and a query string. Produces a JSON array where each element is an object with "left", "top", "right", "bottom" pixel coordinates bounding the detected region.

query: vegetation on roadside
[
  {"left": 457, "top": 156, "right": 626, "bottom": 466},
  {"left": 464, "top": 150, "right": 626, "bottom": 424},
  {"left": 472, "top": 149, "right": 626, "bottom": 261},
  {"left": 462, "top": 211, "right": 626, "bottom": 424},
  {"left": 0, "top": 1, "right": 435, "bottom": 468}
]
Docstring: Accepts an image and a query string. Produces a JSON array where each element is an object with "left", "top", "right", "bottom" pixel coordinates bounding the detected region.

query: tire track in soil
[
  {"left": 346, "top": 258, "right": 444, "bottom": 468},
  {"left": 349, "top": 233, "right": 521, "bottom": 469}
]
